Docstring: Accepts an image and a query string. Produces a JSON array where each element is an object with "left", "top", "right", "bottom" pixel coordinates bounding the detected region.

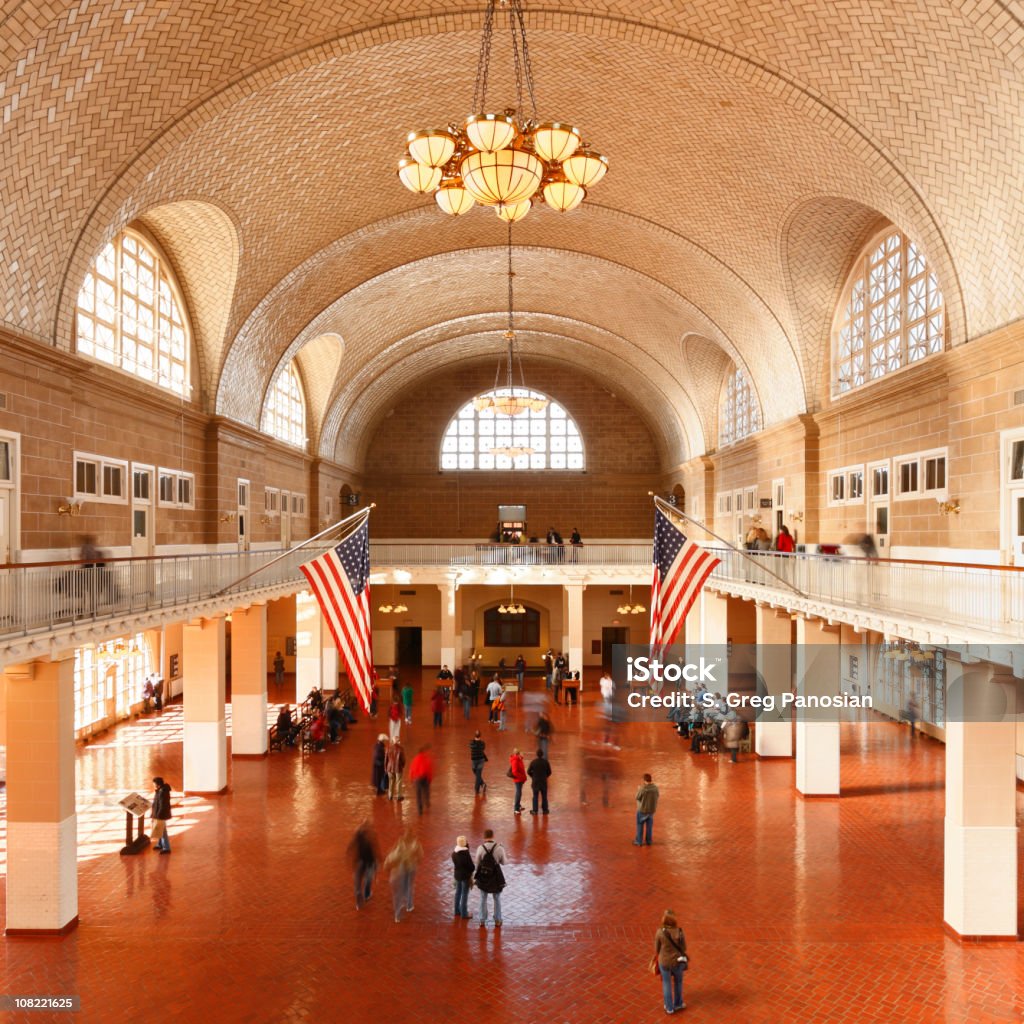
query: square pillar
[
  {"left": 4, "top": 658, "right": 78, "bottom": 933},
  {"left": 322, "top": 627, "right": 339, "bottom": 693},
  {"left": 295, "top": 590, "right": 323, "bottom": 703},
  {"left": 231, "top": 604, "right": 268, "bottom": 757},
  {"left": 756, "top": 605, "right": 793, "bottom": 758},
  {"left": 684, "top": 590, "right": 702, "bottom": 647},
  {"left": 183, "top": 616, "right": 227, "bottom": 794},
  {"left": 795, "top": 617, "right": 840, "bottom": 796},
  {"left": 944, "top": 662, "right": 1018, "bottom": 938},
  {"left": 565, "top": 582, "right": 584, "bottom": 673},
  {"left": 701, "top": 590, "right": 728, "bottom": 647}
]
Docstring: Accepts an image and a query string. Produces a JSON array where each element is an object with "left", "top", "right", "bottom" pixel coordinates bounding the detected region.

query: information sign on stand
[{"left": 119, "top": 793, "right": 152, "bottom": 855}]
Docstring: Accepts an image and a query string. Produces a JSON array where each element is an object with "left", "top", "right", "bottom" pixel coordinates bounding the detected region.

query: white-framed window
[
  {"left": 74, "top": 452, "right": 128, "bottom": 503},
  {"left": 833, "top": 228, "right": 945, "bottom": 395},
  {"left": 719, "top": 366, "right": 762, "bottom": 447},
  {"left": 76, "top": 228, "right": 191, "bottom": 397},
  {"left": 827, "top": 465, "right": 864, "bottom": 507},
  {"left": 238, "top": 479, "right": 249, "bottom": 509},
  {"left": 265, "top": 487, "right": 279, "bottom": 514},
  {"left": 829, "top": 472, "right": 845, "bottom": 505},
  {"left": 291, "top": 493, "right": 306, "bottom": 515},
  {"left": 440, "top": 389, "right": 584, "bottom": 470},
  {"left": 848, "top": 469, "right": 864, "bottom": 500},
  {"left": 868, "top": 460, "right": 889, "bottom": 500},
  {"left": 158, "top": 468, "right": 195, "bottom": 509},
  {"left": 744, "top": 486, "right": 757, "bottom": 511},
  {"left": 894, "top": 448, "right": 948, "bottom": 500},
  {"left": 773, "top": 478, "right": 785, "bottom": 510},
  {"left": 717, "top": 493, "right": 732, "bottom": 515},
  {"left": 261, "top": 362, "right": 307, "bottom": 450}
]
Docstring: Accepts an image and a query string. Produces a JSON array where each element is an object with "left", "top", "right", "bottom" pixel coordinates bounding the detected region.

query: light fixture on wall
[
  {"left": 219, "top": 511, "right": 237, "bottom": 523},
  {"left": 616, "top": 584, "right": 646, "bottom": 615},
  {"left": 498, "top": 584, "right": 526, "bottom": 614},
  {"left": 937, "top": 498, "right": 960, "bottom": 515},
  {"left": 397, "top": 0, "right": 608, "bottom": 221},
  {"left": 258, "top": 514, "right": 272, "bottom": 526},
  {"left": 790, "top": 510, "right": 804, "bottom": 523},
  {"left": 58, "top": 497, "right": 82, "bottom": 517}
]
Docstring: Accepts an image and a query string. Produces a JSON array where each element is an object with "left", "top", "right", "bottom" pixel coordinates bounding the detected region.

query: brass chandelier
[
  {"left": 397, "top": 0, "right": 608, "bottom": 222},
  {"left": 499, "top": 584, "right": 526, "bottom": 615},
  {"left": 616, "top": 585, "right": 646, "bottom": 615}
]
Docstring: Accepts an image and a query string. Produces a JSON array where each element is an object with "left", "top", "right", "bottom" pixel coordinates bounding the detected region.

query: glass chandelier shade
[{"left": 396, "top": 0, "right": 607, "bottom": 222}]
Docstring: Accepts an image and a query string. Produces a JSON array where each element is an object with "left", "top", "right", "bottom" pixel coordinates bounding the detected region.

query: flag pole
[
  {"left": 649, "top": 493, "right": 806, "bottom": 599},
  {"left": 212, "top": 504, "right": 375, "bottom": 597}
]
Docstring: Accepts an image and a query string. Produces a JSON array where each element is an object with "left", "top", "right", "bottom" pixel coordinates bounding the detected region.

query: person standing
[
  {"left": 493, "top": 690, "right": 507, "bottom": 732},
  {"left": 384, "top": 828, "right": 424, "bottom": 923},
  {"left": 369, "top": 676, "right": 380, "bottom": 719},
  {"left": 457, "top": 673, "right": 472, "bottom": 720},
  {"left": 348, "top": 822, "right": 380, "bottom": 909},
  {"left": 486, "top": 675, "right": 503, "bottom": 724},
  {"left": 372, "top": 734, "right": 389, "bottom": 795},
  {"left": 470, "top": 730, "right": 488, "bottom": 796},
  {"left": 430, "top": 687, "right": 446, "bottom": 728},
  {"left": 385, "top": 737, "right": 406, "bottom": 801},
  {"left": 273, "top": 650, "right": 285, "bottom": 687},
  {"left": 387, "top": 698, "right": 402, "bottom": 742},
  {"left": 775, "top": 524, "right": 795, "bottom": 553},
  {"left": 470, "top": 669, "right": 481, "bottom": 706},
  {"left": 634, "top": 773, "right": 660, "bottom": 845},
  {"left": 514, "top": 654, "right": 526, "bottom": 689},
  {"left": 150, "top": 777, "right": 172, "bottom": 853},
  {"left": 653, "top": 909, "right": 688, "bottom": 1014},
  {"left": 401, "top": 681, "right": 414, "bottom": 725},
  {"left": 509, "top": 747, "right": 527, "bottom": 814},
  {"left": 722, "top": 713, "right": 746, "bottom": 763},
  {"left": 553, "top": 652, "right": 566, "bottom": 704},
  {"left": 409, "top": 745, "right": 435, "bottom": 816},
  {"left": 543, "top": 649, "right": 554, "bottom": 692},
  {"left": 451, "top": 835, "right": 474, "bottom": 919},
  {"left": 528, "top": 748, "right": 552, "bottom": 815},
  {"left": 569, "top": 527, "right": 582, "bottom": 563},
  {"left": 474, "top": 829, "right": 507, "bottom": 928}
]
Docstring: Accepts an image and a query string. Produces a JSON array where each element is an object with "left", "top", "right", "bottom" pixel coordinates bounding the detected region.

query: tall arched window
[
  {"left": 76, "top": 228, "right": 191, "bottom": 397},
  {"left": 261, "top": 362, "right": 307, "bottom": 449},
  {"left": 440, "top": 388, "right": 584, "bottom": 470},
  {"left": 718, "top": 366, "right": 761, "bottom": 447},
  {"left": 833, "top": 228, "right": 945, "bottom": 395}
]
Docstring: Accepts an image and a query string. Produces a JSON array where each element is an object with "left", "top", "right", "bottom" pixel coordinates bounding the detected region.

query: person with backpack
[
  {"left": 474, "top": 828, "right": 507, "bottom": 928},
  {"left": 451, "top": 835, "right": 474, "bottom": 920},
  {"left": 652, "top": 909, "right": 688, "bottom": 1014}
]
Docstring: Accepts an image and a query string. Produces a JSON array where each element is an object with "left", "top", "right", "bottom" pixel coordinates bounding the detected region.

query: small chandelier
[
  {"left": 397, "top": 0, "right": 608, "bottom": 222},
  {"left": 616, "top": 585, "right": 646, "bottom": 615},
  {"left": 499, "top": 584, "right": 526, "bottom": 615},
  {"left": 378, "top": 586, "right": 407, "bottom": 614}
]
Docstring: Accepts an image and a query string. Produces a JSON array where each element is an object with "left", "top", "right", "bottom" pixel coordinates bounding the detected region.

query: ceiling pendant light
[{"left": 398, "top": 0, "right": 608, "bottom": 217}]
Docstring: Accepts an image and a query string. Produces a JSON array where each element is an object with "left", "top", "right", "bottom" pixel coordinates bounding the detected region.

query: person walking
[
  {"left": 474, "top": 829, "right": 507, "bottom": 928},
  {"left": 634, "top": 772, "right": 660, "bottom": 846},
  {"left": 653, "top": 909, "right": 688, "bottom": 1014},
  {"left": 535, "top": 711, "right": 554, "bottom": 758},
  {"left": 470, "top": 730, "right": 488, "bottom": 796},
  {"left": 485, "top": 675, "right": 503, "bottom": 723},
  {"left": 150, "top": 777, "right": 172, "bottom": 853},
  {"left": 528, "top": 748, "right": 552, "bottom": 815},
  {"left": 514, "top": 654, "right": 526, "bottom": 689},
  {"left": 387, "top": 698, "right": 402, "bottom": 742},
  {"left": 401, "top": 681, "right": 414, "bottom": 725},
  {"left": 372, "top": 734, "right": 389, "bottom": 795},
  {"left": 457, "top": 673, "right": 472, "bottom": 720},
  {"left": 493, "top": 690, "right": 507, "bottom": 732},
  {"left": 409, "top": 745, "right": 435, "bottom": 816},
  {"left": 722, "top": 713, "right": 746, "bottom": 763},
  {"left": 430, "top": 687, "right": 446, "bottom": 728},
  {"left": 509, "top": 747, "right": 527, "bottom": 814},
  {"left": 451, "top": 835, "right": 474, "bottom": 920},
  {"left": 385, "top": 737, "right": 406, "bottom": 801},
  {"left": 273, "top": 650, "right": 285, "bottom": 687},
  {"left": 384, "top": 828, "right": 424, "bottom": 923},
  {"left": 348, "top": 822, "right": 380, "bottom": 909}
]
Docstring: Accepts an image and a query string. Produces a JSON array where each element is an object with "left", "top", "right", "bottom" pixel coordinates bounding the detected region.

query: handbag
[{"left": 506, "top": 767, "right": 514, "bottom": 778}]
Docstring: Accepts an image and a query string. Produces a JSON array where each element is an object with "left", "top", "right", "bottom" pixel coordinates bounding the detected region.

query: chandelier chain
[
  {"left": 510, "top": 0, "right": 539, "bottom": 121},
  {"left": 472, "top": 0, "right": 497, "bottom": 114}
]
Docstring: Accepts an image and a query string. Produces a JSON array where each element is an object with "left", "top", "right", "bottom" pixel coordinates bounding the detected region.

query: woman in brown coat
[{"left": 654, "top": 909, "right": 688, "bottom": 1014}]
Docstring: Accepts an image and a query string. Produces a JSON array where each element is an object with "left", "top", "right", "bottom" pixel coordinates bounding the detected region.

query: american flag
[
  {"left": 299, "top": 520, "right": 374, "bottom": 713},
  {"left": 650, "top": 507, "right": 721, "bottom": 648}
]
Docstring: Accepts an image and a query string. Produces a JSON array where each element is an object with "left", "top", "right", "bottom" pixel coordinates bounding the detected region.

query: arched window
[
  {"left": 261, "top": 362, "right": 307, "bottom": 449},
  {"left": 718, "top": 366, "right": 761, "bottom": 447},
  {"left": 76, "top": 228, "right": 191, "bottom": 397},
  {"left": 440, "top": 389, "right": 584, "bottom": 471},
  {"left": 833, "top": 229, "right": 945, "bottom": 394}
]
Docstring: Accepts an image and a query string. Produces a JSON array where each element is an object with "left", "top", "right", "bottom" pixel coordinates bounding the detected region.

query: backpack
[{"left": 474, "top": 844, "right": 506, "bottom": 894}]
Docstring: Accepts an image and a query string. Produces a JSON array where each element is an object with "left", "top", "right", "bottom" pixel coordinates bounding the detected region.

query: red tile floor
[{"left": 1, "top": 670, "right": 1022, "bottom": 1023}]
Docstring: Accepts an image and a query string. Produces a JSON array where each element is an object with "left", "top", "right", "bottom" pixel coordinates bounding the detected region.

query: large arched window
[
  {"left": 833, "top": 229, "right": 945, "bottom": 395},
  {"left": 718, "top": 366, "right": 762, "bottom": 447},
  {"left": 76, "top": 228, "right": 191, "bottom": 397},
  {"left": 440, "top": 388, "right": 584, "bottom": 470},
  {"left": 261, "top": 362, "right": 307, "bottom": 449}
]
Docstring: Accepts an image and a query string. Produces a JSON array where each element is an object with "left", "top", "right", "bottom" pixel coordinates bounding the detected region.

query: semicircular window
[{"left": 440, "top": 388, "right": 585, "bottom": 471}]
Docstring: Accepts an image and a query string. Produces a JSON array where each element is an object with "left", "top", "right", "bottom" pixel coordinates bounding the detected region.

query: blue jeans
[
  {"left": 532, "top": 785, "right": 549, "bottom": 814},
  {"left": 659, "top": 963, "right": 684, "bottom": 1012},
  {"left": 462, "top": 697, "right": 471, "bottom": 719},
  {"left": 514, "top": 780, "right": 524, "bottom": 811},
  {"left": 454, "top": 878, "right": 470, "bottom": 917},
  {"left": 635, "top": 811, "right": 653, "bottom": 845},
  {"left": 391, "top": 869, "right": 416, "bottom": 920},
  {"left": 433, "top": 711, "right": 443, "bottom": 727},
  {"left": 472, "top": 760, "right": 486, "bottom": 794},
  {"left": 478, "top": 890, "right": 502, "bottom": 925},
  {"left": 355, "top": 863, "right": 375, "bottom": 906}
]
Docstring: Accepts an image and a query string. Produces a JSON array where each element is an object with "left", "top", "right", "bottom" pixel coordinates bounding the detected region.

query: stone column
[
  {"left": 700, "top": 590, "right": 728, "bottom": 647},
  {"left": 439, "top": 582, "right": 457, "bottom": 670},
  {"left": 295, "top": 590, "right": 322, "bottom": 703},
  {"left": 321, "top": 625, "right": 339, "bottom": 693},
  {"left": 231, "top": 603, "right": 268, "bottom": 757},
  {"left": 944, "top": 662, "right": 1018, "bottom": 938},
  {"left": 794, "top": 616, "right": 840, "bottom": 796},
  {"left": 183, "top": 616, "right": 227, "bottom": 794},
  {"left": 683, "top": 590, "right": 702, "bottom": 646},
  {"left": 4, "top": 657, "right": 77, "bottom": 933},
  {"left": 755, "top": 604, "right": 793, "bottom": 758},
  {"left": 565, "top": 582, "right": 584, "bottom": 674}
]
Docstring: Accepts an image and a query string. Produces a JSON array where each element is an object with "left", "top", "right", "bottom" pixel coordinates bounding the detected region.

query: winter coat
[
  {"left": 452, "top": 847, "right": 474, "bottom": 881},
  {"left": 527, "top": 756, "right": 551, "bottom": 788},
  {"left": 152, "top": 784, "right": 172, "bottom": 820},
  {"left": 722, "top": 719, "right": 746, "bottom": 749},
  {"left": 635, "top": 782, "right": 660, "bottom": 815},
  {"left": 654, "top": 926, "right": 688, "bottom": 969},
  {"left": 385, "top": 743, "right": 406, "bottom": 776},
  {"left": 469, "top": 737, "right": 487, "bottom": 763},
  {"left": 509, "top": 753, "right": 527, "bottom": 784}
]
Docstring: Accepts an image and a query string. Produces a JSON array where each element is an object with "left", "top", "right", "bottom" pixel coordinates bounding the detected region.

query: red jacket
[
  {"left": 776, "top": 533, "right": 795, "bottom": 553},
  {"left": 509, "top": 752, "right": 527, "bottom": 784},
  {"left": 388, "top": 703, "right": 402, "bottom": 722},
  {"left": 409, "top": 751, "right": 434, "bottom": 783}
]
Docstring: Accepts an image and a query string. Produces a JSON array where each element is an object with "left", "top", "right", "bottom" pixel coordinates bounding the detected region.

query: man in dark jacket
[
  {"left": 151, "top": 777, "right": 172, "bottom": 853},
  {"left": 634, "top": 773, "right": 660, "bottom": 846},
  {"left": 527, "top": 748, "right": 552, "bottom": 815}
]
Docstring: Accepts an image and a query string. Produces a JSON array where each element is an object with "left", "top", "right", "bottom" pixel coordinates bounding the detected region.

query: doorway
[
  {"left": 280, "top": 491, "right": 291, "bottom": 549},
  {"left": 395, "top": 627, "right": 422, "bottom": 669},
  {"left": 602, "top": 626, "right": 629, "bottom": 671},
  {"left": 237, "top": 478, "right": 250, "bottom": 552},
  {"left": 1003, "top": 431, "right": 1024, "bottom": 564},
  {"left": 0, "top": 432, "right": 19, "bottom": 564}
]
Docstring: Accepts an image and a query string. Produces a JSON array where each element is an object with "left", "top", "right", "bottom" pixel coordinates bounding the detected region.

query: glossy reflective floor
[{"left": 1, "top": 671, "right": 1022, "bottom": 1023}]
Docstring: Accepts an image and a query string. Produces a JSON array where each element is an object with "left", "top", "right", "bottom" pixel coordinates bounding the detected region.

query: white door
[
  {"left": 280, "top": 491, "right": 291, "bottom": 549},
  {"left": 0, "top": 490, "right": 11, "bottom": 564},
  {"left": 1009, "top": 485, "right": 1024, "bottom": 564},
  {"left": 0, "top": 435, "right": 18, "bottom": 563},
  {"left": 1003, "top": 434, "right": 1024, "bottom": 564},
  {"left": 237, "top": 479, "right": 250, "bottom": 552},
  {"left": 131, "top": 466, "right": 155, "bottom": 559}
]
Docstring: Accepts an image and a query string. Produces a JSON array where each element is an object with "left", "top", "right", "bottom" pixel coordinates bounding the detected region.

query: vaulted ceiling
[{"left": 3, "top": 0, "right": 1022, "bottom": 469}]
